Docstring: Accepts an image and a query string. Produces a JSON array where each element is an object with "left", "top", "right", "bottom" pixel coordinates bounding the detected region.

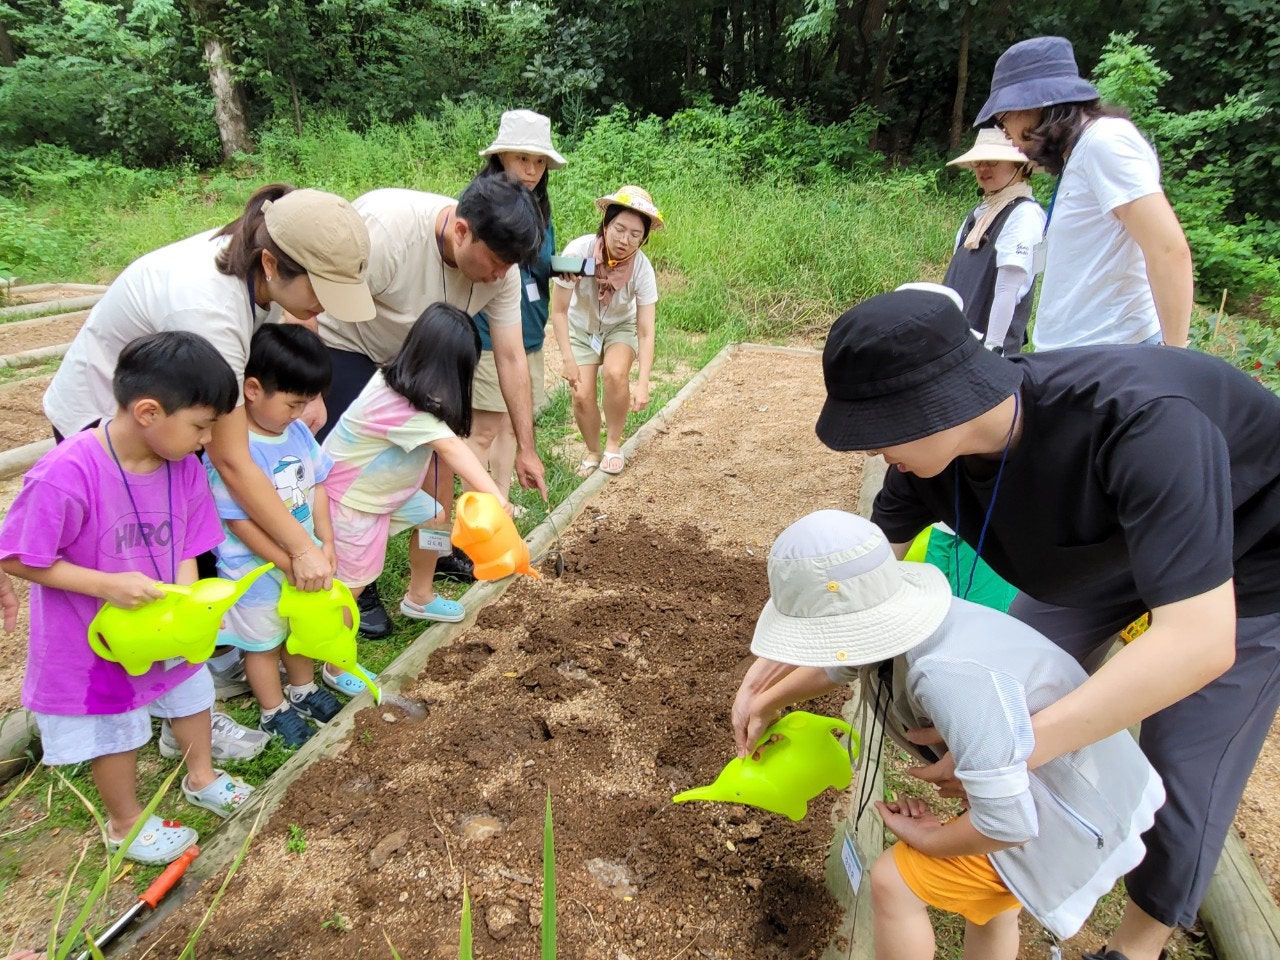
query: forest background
[{"left": 1, "top": 0, "right": 1278, "bottom": 380}]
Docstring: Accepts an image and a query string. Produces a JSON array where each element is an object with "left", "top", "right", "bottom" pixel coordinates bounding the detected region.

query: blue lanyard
[
  {"left": 1041, "top": 178, "right": 1062, "bottom": 239},
  {"left": 104, "top": 420, "right": 175, "bottom": 583},
  {"left": 951, "top": 392, "right": 1019, "bottom": 599}
]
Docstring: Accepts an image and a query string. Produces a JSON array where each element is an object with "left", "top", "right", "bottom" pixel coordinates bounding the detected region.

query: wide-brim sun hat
[
  {"left": 974, "top": 36, "right": 1100, "bottom": 127},
  {"left": 595, "top": 185, "right": 665, "bottom": 231},
  {"left": 947, "top": 127, "right": 1032, "bottom": 168},
  {"left": 815, "top": 287, "right": 1023, "bottom": 451},
  {"left": 480, "top": 110, "right": 566, "bottom": 169},
  {"left": 751, "top": 511, "right": 951, "bottom": 668},
  {"left": 262, "top": 189, "right": 376, "bottom": 323}
]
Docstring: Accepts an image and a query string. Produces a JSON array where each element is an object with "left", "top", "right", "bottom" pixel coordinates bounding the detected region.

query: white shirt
[
  {"left": 552, "top": 234, "right": 658, "bottom": 333},
  {"left": 1034, "top": 117, "right": 1164, "bottom": 350},
  {"left": 318, "top": 189, "right": 520, "bottom": 364},
  {"left": 43, "top": 230, "right": 280, "bottom": 436},
  {"left": 952, "top": 200, "right": 1047, "bottom": 302}
]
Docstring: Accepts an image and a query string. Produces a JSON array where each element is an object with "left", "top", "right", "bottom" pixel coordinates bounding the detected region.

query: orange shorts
[{"left": 891, "top": 842, "right": 1020, "bottom": 926}]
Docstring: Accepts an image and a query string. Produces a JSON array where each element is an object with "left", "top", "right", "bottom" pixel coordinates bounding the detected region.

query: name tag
[
  {"left": 418, "top": 528, "right": 453, "bottom": 553},
  {"left": 525, "top": 281, "right": 541, "bottom": 303},
  {"left": 590, "top": 333, "right": 604, "bottom": 354}
]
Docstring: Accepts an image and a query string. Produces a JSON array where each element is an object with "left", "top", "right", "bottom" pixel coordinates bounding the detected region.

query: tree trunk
[
  {"left": 203, "top": 34, "right": 253, "bottom": 158},
  {"left": 949, "top": 2, "right": 974, "bottom": 150},
  {"left": 0, "top": 19, "right": 14, "bottom": 68}
]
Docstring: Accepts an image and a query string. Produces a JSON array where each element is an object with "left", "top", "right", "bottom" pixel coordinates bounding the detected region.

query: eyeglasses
[{"left": 993, "top": 113, "right": 1009, "bottom": 133}]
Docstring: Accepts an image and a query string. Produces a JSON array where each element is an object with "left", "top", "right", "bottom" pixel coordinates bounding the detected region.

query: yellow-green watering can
[
  {"left": 672, "top": 711, "right": 859, "bottom": 821},
  {"left": 451, "top": 491, "right": 540, "bottom": 581},
  {"left": 277, "top": 579, "right": 381, "bottom": 703},
  {"left": 87, "top": 562, "right": 275, "bottom": 676}
]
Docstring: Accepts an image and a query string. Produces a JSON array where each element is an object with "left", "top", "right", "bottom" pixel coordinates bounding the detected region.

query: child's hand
[
  {"left": 629, "top": 384, "right": 650, "bottom": 412},
  {"left": 102, "top": 572, "right": 166, "bottom": 609},
  {"left": 499, "top": 498, "right": 514, "bottom": 518},
  {"left": 875, "top": 797, "right": 943, "bottom": 846}
]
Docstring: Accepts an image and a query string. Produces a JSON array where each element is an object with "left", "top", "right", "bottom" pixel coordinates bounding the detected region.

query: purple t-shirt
[{"left": 0, "top": 430, "right": 224, "bottom": 715}]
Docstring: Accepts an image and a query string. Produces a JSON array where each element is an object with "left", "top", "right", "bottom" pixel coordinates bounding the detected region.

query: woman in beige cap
[
  {"left": 942, "top": 128, "right": 1045, "bottom": 356},
  {"left": 467, "top": 110, "right": 565, "bottom": 500},
  {"left": 44, "top": 184, "right": 374, "bottom": 603},
  {"left": 550, "top": 185, "right": 663, "bottom": 476}
]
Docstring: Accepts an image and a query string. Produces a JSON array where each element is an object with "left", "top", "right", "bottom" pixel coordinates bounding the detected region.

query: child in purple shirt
[{"left": 0, "top": 332, "right": 255, "bottom": 864}]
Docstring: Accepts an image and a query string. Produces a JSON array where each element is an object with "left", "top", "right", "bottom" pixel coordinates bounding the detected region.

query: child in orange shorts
[{"left": 731, "top": 511, "right": 1166, "bottom": 959}]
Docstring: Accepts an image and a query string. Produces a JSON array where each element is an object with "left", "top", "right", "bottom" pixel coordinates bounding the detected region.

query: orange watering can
[
  {"left": 672, "top": 712, "right": 859, "bottom": 821},
  {"left": 87, "top": 563, "right": 275, "bottom": 676},
  {"left": 277, "top": 580, "right": 381, "bottom": 703},
  {"left": 451, "top": 491, "right": 540, "bottom": 580}
]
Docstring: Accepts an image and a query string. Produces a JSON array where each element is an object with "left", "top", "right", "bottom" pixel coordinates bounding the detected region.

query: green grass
[{"left": 0, "top": 356, "right": 60, "bottom": 386}]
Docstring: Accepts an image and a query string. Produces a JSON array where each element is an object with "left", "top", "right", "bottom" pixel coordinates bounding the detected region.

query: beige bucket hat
[
  {"left": 751, "top": 511, "right": 951, "bottom": 668},
  {"left": 480, "top": 110, "right": 566, "bottom": 169},
  {"left": 947, "top": 127, "right": 1032, "bottom": 169},
  {"left": 595, "top": 185, "right": 665, "bottom": 231},
  {"left": 263, "top": 189, "right": 375, "bottom": 323}
]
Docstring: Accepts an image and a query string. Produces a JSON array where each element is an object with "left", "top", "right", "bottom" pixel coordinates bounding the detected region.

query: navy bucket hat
[
  {"left": 816, "top": 289, "right": 1023, "bottom": 451},
  {"left": 975, "top": 36, "right": 1100, "bottom": 127}
]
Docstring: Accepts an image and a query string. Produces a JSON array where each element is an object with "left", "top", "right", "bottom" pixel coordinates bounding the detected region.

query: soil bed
[
  {"left": 0, "top": 311, "right": 86, "bottom": 356},
  {"left": 0, "top": 376, "right": 53, "bottom": 452}
]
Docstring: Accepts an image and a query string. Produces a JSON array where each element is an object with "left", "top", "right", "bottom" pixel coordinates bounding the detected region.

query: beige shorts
[
  {"left": 473, "top": 349, "right": 547, "bottom": 415},
  {"left": 568, "top": 324, "right": 638, "bottom": 368}
]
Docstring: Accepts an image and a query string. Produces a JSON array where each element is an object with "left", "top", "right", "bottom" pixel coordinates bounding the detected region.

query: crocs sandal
[
  {"left": 576, "top": 454, "right": 601, "bottom": 477},
  {"left": 323, "top": 664, "right": 371, "bottom": 696},
  {"left": 182, "top": 770, "right": 254, "bottom": 818},
  {"left": 599, "top": 450, "right": 625, "bottom": 475},
  {"left": 400, "top": 595, "right": 465, "bottom": 623},
  {"left": 106, "top": 814, "right": 197, "bottom": 866}
]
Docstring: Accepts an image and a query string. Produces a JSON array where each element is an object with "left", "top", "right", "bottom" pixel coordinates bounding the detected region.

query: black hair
[
  {"left": 598, "top": 204, "right": 653, "bottom": 246},
  {"left": 244, "top": 324, "right": 332, "bottom": 397},
  {"left": 455, "top": 173, "right": 543, "bottom": 268},
  {"left": 1020, "top": 100, "right": 1130, "bottom": 176},
  {"left": 214, "top": 183, "right": 307, "bottom": 284},
  {"left": 381, "top": 302, "right": 480, "bottom": 436},
  {"left": 479, "top": 154, "right": 553, "bottom": 228},
  {"left": 113, "top": 331, "right": 238, "bottom": 416}
]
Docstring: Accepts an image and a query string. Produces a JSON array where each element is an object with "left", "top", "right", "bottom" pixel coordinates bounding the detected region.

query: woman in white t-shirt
[
  {"left": 942, "top": 128, "right": 1046, "bottom": 355},
  {"left": 975, "top": 36, "right": 1193, "bottom": 351},
  {"left": 43, "top": 184, "right": 375, "bottom": 592},
  {"left": 550, "top": 185, "right": 663, "bottom": 477}
]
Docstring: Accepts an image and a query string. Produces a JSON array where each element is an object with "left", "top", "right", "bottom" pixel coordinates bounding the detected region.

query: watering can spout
[{"left": 451, "top": 492, "right": 541, "bottom": 580}]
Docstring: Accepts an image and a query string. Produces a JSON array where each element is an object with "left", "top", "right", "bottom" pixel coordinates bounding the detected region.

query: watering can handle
[
  {"left": 86, "top": 629, "right": 116, "bottom": 662},
  {"left": 154, "top": 583, "right": 192, "bottom": 597}
]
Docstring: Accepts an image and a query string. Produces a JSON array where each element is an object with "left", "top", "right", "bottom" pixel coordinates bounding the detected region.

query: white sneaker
[
  {"left": 158, "top": 711, "right": 270, "bottom": 762},
  {"left": 208, "top": 655, "right": 251, "bottom": 699}
]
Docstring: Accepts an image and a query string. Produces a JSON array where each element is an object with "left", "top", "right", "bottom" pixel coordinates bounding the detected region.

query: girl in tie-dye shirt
[{"left": 322, "top": 304, "right": 510, "bottom": 624}]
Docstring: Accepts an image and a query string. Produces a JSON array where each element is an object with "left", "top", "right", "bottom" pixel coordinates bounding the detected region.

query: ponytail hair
[
  {"left": 381, "top": 302, "right": 481, "bottom": 436},
  {"left": 214, "top": 183, "right": 308, "bottom": 283}
]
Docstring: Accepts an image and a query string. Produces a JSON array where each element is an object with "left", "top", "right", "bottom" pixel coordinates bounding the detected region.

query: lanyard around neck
[
  {"left": 104, "top": 420, "right": 176, "bottom": 584},
  {"left": 951, "top": 391, "right": 1019, "bottom": 600}
]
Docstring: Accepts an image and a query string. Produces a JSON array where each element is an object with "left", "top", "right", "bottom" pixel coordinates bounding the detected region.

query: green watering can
[
  {"left": 277, "top": 579, "right": 381, "bottom": 703},
  {"left": 672, "top": 711, "right": 859, "bottom": 821},
  {"left": 87, "top": 562, "right": 275, "bottom": 677}
]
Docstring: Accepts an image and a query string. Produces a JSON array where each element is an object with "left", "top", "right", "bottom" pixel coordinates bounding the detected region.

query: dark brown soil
[
  {"left": 0, "top": 377, "right": 53, "bottom": 451},
  {"left": 154, "top": 517, "right": 848, "bottom": 959},
  {"left": 0, "top": 310, "right": 86, "bottom": 356}
]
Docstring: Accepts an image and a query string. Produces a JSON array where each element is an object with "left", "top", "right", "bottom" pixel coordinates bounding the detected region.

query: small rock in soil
[
  {"left": 485, "top": 902, "right": 520, "bottom": 941},
  {"left": 462, "top": 815, "right": 504, "bottom": 841},
  {"left": 368, "top": 828, "right": 408, "bottom": 869}
]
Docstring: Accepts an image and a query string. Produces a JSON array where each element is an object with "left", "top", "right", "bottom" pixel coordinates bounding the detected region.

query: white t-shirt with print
[
  {"left": 1034, "top": 117, "right": 1164, "bottom": 350},
  {"left": 43, "top": 230, "right": 280, "bottom": 436},
  {"left": 552, "top": 234, "right": 658, "bottom": 334},
  {"left": 952, "top": 200, "right": 1047, "bottom": 302},
  {"left": 318, "top": 189, "right": 521, "bottom": 364}
]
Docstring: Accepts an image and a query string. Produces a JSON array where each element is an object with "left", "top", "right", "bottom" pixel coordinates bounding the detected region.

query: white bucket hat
[
  {"left": 946, "top": 127, "right": 1032, "bottom": 169},
  {"left": 751, "top": 511, "right": 951, "bottom": 668},
  {"left": 480, "top": 110, "right": 566, "bottom": 169}
]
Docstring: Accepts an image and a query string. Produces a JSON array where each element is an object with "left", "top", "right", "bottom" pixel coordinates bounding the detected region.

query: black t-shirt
[{"left": 872, "top": 346, "right": 1280, "bottom": 617}]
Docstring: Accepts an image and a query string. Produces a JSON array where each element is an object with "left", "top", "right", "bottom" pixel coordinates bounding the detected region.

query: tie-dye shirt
[
  {"left": 321, "top": 371, "right": 454, "bottom": 514},
  {"left": 0, "top": 430, "right": 223, "bottom": 715},
  {"left": 204, "top": 419, "right": 333, "bottom": 605}
]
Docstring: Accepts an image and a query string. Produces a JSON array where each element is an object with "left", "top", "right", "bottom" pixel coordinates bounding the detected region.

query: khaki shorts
[
  {"left": 568, "top": 323, "right": 638, "bottom": 368},
  {"left": 473, "top": 348, "right": 547, "bottom": 415}
]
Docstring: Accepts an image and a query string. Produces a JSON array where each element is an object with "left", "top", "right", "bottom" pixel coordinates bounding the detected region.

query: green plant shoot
[
  {"left": 542, "top": 791, "right": 555, "bottom": 960},
  {"left": 459, "top": 883, "right": 473, "bottom": 960}
]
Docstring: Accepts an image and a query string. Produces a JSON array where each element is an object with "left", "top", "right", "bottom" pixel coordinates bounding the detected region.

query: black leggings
[{"left": 316, "top": 347, "right": 379, "bottom": 444}]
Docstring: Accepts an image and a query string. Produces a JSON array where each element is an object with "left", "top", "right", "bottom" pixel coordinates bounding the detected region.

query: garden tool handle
[{"left": 141, "top": 844, "right": 200, "bottom": 907}]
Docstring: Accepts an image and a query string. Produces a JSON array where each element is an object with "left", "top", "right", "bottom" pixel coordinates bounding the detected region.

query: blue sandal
[
  {"left": 400, "top": 595, "right": 465, "bottom": 623},
  {"left": 323, "top": 665, "right": 371, "bottom": 696}
]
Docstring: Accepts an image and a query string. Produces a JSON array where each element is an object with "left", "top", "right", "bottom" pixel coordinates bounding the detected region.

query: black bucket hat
[
  {"left": 816, "top": 289, "right": 1023, "bottom": 451},
  {"left": 974, "top": 36, "right": 1100, "bottom": 127}
]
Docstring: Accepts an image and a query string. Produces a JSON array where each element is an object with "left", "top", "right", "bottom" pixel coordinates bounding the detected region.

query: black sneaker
[
  {"left": 435, "top": 547, "right": 475, "bottom": 583},
  {"left": 261, "top": 705, "right": 315, "bottom": 749},
  {"left": 356, "top": 583, "right": 392, "bottom": 639}
]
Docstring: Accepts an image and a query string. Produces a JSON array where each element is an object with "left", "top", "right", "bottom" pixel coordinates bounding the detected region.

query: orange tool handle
[{"left": 140, "top": 844, "right": 200, "bottom": 908}]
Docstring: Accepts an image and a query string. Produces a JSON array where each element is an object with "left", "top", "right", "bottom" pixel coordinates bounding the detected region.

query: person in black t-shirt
[{"left": 815, "top": 288, "right": 1280, "bottom": 960}]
